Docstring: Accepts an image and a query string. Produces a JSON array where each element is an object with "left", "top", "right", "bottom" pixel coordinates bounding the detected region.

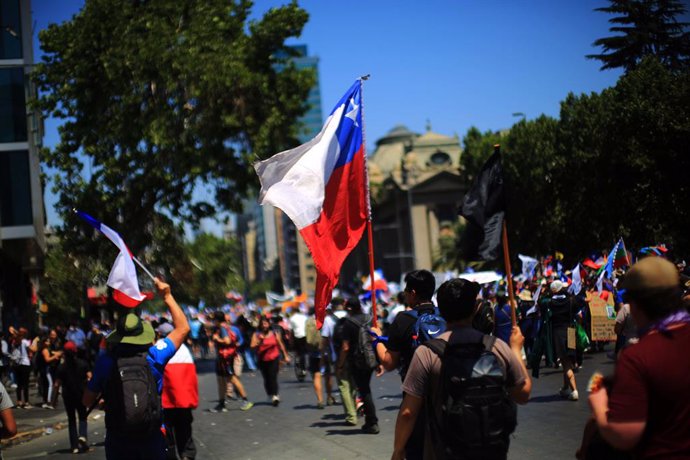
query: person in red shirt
[
  {"left": 250, "top": 315, "right": 290, "bottom": 406},
  {"left": 589, "top": 257, "right": 690, "bottom": 458}
]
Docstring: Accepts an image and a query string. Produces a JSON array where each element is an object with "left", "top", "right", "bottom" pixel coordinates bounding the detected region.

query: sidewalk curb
[{"left": 1, "top": 420, "right": 67, "bottom": 448}]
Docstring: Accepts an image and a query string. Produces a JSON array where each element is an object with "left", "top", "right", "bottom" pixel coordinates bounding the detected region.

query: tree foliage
[
  {"left": 587, "top": 0, "right": 690, "bottom": 72},
  {"left": 459, "top": 58, "right": 690, "bottom": 264},
  {"left": 185, "top": 233, "right": 245, "bottom": 308},
  {"left": 34, "top": 0, "right": 314, "bottom": 255}
]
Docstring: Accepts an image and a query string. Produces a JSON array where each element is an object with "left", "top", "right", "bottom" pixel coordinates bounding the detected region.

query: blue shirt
[
  {"left": 66, "top": 327, "right": 87, "bottom": 349},
  {"left": 88, "top": 337, "right": 177, "bottom": 394},
  {"left": 494, "top": 303, "right": 513, "bottom": 345},
  {"left": 189, "top": 319, "right": 202, "bottom": 339},
  {"left": 219, "top": 325, "right": 244, "bottom": 347}
]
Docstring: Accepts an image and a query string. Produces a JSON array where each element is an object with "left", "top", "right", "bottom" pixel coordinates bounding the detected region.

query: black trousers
[
  {"left": 63, "top": 396, "right": 88, "bottom": 450},
  {"left": 163, "top": 408, "right": 196, "bottom": 459},
  {"left": 14, "top": 365, "right": 30, "bottom": 402},
  {"left": 351, "top": 366, "right": 378, "bottom": 426},
  {"left": 259, "top": 358, "right": 280, "bottom": 396}
]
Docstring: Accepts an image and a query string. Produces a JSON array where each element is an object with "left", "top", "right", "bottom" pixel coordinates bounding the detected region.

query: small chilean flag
[
  {"left": 76, "top": 210, "right": 146, "bottom": 308},
  {"left": 255, "top": 80, "right": 368, "bottom": 328}
]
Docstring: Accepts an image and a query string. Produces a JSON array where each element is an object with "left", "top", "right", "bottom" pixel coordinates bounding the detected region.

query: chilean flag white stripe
[
  {"left": 162, "top": 344, "right": 198, "bottom": 409},
  {"left": 76, "top": 210, "right": 146, "bottom": 308},
  {"left": 255, "top": 103, "right": 346, "bottom": 230},
  {"left": 254, "top": 80, "right": 368, "bottom": 327}
]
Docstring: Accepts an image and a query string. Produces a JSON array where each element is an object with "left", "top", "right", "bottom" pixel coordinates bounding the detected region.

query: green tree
[
  {"left": 502, "top": 115, "right": 560, "bottom": 255},
  {"left": 461, "top": 127, "right": 507, "bottom": 183},
  {"left": 556, "top": 57, "right": 690, "bottom": 258},
  {"left": 41, "top": 240, "right": 108, "bottom": 323},
  {"left": 587, "top": 0, "right": 690, "bottom": 72},
  {"left": 186, "top": 233, "right": 244, "bottom": 308},
  {"left": 34, "top": 0, "right": 314, "bottom": 255}
]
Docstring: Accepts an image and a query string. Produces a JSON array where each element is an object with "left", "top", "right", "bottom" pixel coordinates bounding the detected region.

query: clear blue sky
[{"left": 33, "top": 0, "right": 624, "bottom": 233}]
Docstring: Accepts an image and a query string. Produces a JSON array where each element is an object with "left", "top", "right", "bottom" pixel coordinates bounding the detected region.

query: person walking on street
[
  {"left": 56, "top": 340, "right": 90, "bottom": 453},
  {"left": 8, "top": 327, "right": 33, "bottom": 409},
  {"left": 371, "top": 269, "right": 437, "bottom": 457},
  {"left": 210, "top": 313, "right": 253, "bottom": 412},
  {"left": 392, "top": 278, "right": 531, "bottom": 460},
  {"left": 158, "top": 322, "right": 198, "bottom": 460},
  {"left": 339, "top": 299, "right": 379, "bottom": 434},
  {"left": 251, "top": 315, "right": 290, "bottom": 406},
  {"left": 81, "top": 278, "right": 190, "bottom": 460},
  {"left": 322, "top": 301, "right": 354, "bottom": 422}
]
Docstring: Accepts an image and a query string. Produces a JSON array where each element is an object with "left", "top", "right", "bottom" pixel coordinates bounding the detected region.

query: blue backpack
[{"left": 407, "top": 307, "right": 447, "bottom": 348}]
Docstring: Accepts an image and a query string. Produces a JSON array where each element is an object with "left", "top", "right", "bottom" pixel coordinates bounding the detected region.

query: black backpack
[
  {"left": 346, "top": 315, "right": 378, "bottom": 371},
  {"left": 424, "top": 331, "right": 517, "bottom": 460},
  {"left": 104, "top": 351, "right": 162, "bottom": 438}
]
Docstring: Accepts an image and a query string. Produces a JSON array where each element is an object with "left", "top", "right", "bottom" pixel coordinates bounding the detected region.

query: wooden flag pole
[
  {"left": 366, "top": 221, "right": 378, "bottom": 328},
  {"left": 359, "top": 74, "right": 378, "bottom": 328},
  {"left": 502, "top": 219, "right": 517, "bottom": 326}
]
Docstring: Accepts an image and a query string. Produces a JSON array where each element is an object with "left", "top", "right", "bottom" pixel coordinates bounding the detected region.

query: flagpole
[
  {"left": 133, "top": 257, "right": 156, "bottom": 281},
  {"left": 495, "top": 144, "right": 517, "bottom": 326},
  {"left": 502, "top": 220, "right": 517, "bottom": 326},
  {"left": 359, "top": 75, "right": 378, "bottom": 328}
]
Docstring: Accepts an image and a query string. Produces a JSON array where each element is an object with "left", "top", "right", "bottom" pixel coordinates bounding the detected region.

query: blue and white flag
[{"left": 518, "top": 254, "right": 538, "bottom": 280}]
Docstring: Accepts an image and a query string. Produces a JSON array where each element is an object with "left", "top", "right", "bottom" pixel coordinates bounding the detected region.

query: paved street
[{"left": 5, "top": 350, "right": 613, "bottom": 459}]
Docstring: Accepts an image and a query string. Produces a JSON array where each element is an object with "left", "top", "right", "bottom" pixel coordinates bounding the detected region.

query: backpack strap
[
  {"left": 482, "top": 334, "right": 497, "bottom": 352},
  {"left": 422, "top": 337, "right": 446, "bottom": 357}
]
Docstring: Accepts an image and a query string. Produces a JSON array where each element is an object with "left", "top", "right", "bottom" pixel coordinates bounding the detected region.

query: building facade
[
  {"left": 342, "top": 124, "right": 467, "bottom": 285},
  {"left": 241, "top": 45, "right": 321, "bottom": 297},
  {"left": 0, "top": 0, "right": 46, "bottom": 329}
]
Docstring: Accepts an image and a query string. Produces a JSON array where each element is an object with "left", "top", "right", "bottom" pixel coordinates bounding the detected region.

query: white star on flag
[{"left": 345, "top": 99, "right": 359, "bottom": 126}]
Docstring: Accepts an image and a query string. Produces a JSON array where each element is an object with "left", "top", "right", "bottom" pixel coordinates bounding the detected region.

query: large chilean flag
[
  {"left": 255, "top": 80, "right": 368, "bottom": 327},
  {"left": 76, "top": 210, "right": 147, "bottom": 308}
]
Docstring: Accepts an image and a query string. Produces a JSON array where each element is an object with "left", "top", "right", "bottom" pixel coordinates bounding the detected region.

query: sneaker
[
  {"left": 362, "top": 423, "right": 380, "bottom": 434},
  {"left": 240, "top": 401, "right": 254, "bottom": 411},
  {"left": 10, "top": 383, "right": 17, "bottom": 389},
  {"left": 327, "top": 395, "right": 337, "bottom": 406},
  {"left": 271, "top": 395, "right": 280, "bottom": 407},
  {"left": 43, "top": 404, "right": 55, "bottom": 410},
  {"left": 209, "top": 403, "right": 228, "bottom": 413},
  {"left": 78, "top": 436, "right": 88, "bottom": 452},
  {"left": 345, "top": 419, "right": 358, "bottom": 426},
  {"left": 317, "top": 402, "right": 325, "bottom": 410},
  {"left": 568, "top": 390, "right": 579, "bottom": 401},
  {"left": 558, "top": 387, "right": 570, "bottom": 398},
  {"left": 72, "top": 448, "right": 80, "bottom": 454},
  {"left": 24, "top": 403, "right": 33, "bottom": 409}
]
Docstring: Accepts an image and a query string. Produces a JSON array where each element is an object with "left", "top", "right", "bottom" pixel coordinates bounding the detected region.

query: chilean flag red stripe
[
  {"left": 255, "top": 80, "right": 368, "bottom": 327},
  {"left": 162, "top": 344, "right": 198, "bottom": 409}
]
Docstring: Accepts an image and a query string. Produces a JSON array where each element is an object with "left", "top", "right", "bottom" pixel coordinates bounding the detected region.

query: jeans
[{"left": 351, "top": 366, "right": 378, "bottom": 426}]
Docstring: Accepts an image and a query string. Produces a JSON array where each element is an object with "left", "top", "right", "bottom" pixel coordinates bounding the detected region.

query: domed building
[{"left": 345, "top": 124, "right": 468, "bottom": 284}]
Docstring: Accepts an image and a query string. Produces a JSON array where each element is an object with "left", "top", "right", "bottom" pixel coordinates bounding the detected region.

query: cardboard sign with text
[{"left": 588, "top": 292, "right": 617, "bottom": 341}]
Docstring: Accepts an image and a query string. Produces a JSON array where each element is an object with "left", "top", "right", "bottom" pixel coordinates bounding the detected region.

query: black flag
[{"left": 458, "top": 145, "right": 505, "bottom": 261}]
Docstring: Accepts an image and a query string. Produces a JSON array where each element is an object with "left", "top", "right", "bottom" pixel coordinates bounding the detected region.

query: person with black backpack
[
  {"left": 371, "top": 269, "right": 443, "bottom": 458},
  {"left": 82, "top": 278, "right": 190, "bottom": 460},
  {"left": 392, "top": 278, "right": 531, "bottom": 460},
  {"left": 338, "top": 298, "right": 380, "bottom": 434}
]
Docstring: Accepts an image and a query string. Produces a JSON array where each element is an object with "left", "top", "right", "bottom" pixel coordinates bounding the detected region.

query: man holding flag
[{"left": 75, "top": 211, "right": 190, "bottom": 459}]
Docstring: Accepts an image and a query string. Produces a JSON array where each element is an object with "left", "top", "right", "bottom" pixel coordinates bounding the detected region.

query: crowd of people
[{"left": 0, "top": 252, "right": 688, "bottom": 459}]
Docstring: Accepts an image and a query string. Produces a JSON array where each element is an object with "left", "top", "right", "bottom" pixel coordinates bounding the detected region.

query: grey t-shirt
[
  {"left": 402, "top": 327, "right": 527, "bottom": 459},
  {"left": 0, "top": 382, "right": 13, "bottom": 411}
]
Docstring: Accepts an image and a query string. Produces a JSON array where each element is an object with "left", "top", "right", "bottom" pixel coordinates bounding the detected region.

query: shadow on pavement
[
  {"left": 528, "top": 395, "right": 564, "bottom": 403},
  {"left": 326, "top": 428, "right": 365, "bottom": 436}
]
